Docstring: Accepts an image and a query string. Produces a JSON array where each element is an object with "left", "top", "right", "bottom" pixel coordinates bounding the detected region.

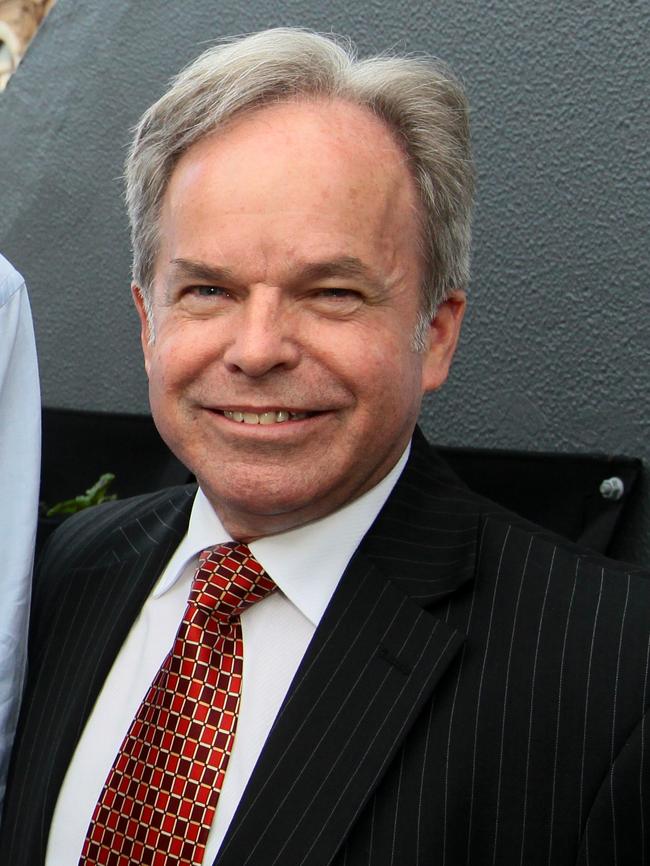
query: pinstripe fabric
[
  {"left": 0, "top": 487, "right": 194, "bottom": 865},
  {"left": 1, "top": 429, "right": 649, "bottom": 865}
]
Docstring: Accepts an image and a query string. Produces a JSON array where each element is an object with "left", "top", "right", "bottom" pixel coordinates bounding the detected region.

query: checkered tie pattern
[{"left": 80, "top": 542, "right": 276, "bottom": 866}]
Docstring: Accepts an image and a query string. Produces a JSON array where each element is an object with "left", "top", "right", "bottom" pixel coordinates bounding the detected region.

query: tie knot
[{"left": 192, "top": 541, "right": 276, "bottom": 619}]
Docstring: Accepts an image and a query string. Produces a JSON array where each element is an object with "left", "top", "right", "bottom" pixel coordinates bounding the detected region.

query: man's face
[{"left": 134, "top": 99, "right": 464, "bottom": 540}]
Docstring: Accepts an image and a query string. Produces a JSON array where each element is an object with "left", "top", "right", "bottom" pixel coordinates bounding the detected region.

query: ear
[
  {"left": 131, "top": 283, "right": 154, "bottom": 376},
  {"left": 420, "top": 290, "right": 466, "bottom": 393}
]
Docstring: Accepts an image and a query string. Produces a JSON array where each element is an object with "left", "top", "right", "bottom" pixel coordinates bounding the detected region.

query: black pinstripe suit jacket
[{"left": 2, "top": 430, "right": 649, "bottom": 865}]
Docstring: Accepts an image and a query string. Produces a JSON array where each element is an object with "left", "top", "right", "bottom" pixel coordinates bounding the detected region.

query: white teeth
[{"left": 223, "top": 410, "right": 308, "bottom": 424}]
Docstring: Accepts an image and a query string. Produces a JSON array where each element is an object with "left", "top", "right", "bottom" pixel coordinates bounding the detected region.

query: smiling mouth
[{"left": 221, "top": 409, "right": 311, "bottom": 425}]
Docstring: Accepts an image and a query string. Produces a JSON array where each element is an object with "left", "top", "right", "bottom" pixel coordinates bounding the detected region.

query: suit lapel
[
  {"left": 216, "top": 432, "right": 481, "bottom": 866},
  {"left": 2, "top": 486, "right": 195, "bottom": 865}
]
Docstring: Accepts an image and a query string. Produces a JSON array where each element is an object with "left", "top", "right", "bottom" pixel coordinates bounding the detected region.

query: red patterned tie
[{"left": 80, "top": 542, "right": 276, "bottom": 866}]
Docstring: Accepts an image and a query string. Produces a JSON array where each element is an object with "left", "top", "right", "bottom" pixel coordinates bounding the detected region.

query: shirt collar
[{"left": 154, "top": 443, "right": 410, "bottom": 626}]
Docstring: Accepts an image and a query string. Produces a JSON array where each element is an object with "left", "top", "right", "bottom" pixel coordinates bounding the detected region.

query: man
[
  {"left": 0, "top": 252, "right": 40, "bottom": 823},
  {"left": 1, "top": 28, "right": 649, "bottom": 866}
]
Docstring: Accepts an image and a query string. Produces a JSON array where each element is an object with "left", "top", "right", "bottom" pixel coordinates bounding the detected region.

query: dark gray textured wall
[{"left": 0, "top": 0, "right": 648, "bottom": 563}]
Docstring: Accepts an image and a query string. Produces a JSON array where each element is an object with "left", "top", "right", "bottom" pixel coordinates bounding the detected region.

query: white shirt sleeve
[{"left": 0, "top": 252, "right": 41, "bottom": 818}]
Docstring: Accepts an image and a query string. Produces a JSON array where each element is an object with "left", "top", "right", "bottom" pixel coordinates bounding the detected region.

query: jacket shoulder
[
  {"left": 402, "top": 430, "right": 650, "bottom": 605},
  {"left": 39, "top": 484, "right": 196, "bottom": 568}
]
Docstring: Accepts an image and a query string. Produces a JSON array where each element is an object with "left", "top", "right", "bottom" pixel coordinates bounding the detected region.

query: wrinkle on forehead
[{"left": 158, "top": 98, "right": 425, "bottom": 294}]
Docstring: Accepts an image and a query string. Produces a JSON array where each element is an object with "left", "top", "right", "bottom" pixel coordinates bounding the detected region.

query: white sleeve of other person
[{"left": 0, "top": 253, "right": 40, "bottom": 818}]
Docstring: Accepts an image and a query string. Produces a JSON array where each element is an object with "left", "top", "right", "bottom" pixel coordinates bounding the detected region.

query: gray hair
[{"left": 125, "top": 27, "right": 474, "bottom": 332}]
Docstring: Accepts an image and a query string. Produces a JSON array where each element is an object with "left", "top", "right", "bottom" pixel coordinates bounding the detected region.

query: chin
[{"left": 200, "top": 471, "right": 311, "bottom": 509}]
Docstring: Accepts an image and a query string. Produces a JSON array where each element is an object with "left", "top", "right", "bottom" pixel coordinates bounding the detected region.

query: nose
[{"left": 222, "top": 287, "right": 301, "bottom": 377}]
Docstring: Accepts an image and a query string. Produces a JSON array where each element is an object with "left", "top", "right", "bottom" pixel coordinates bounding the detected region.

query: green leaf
[{"left": 46, "top": 473, "right": 117, "bottom": 517}]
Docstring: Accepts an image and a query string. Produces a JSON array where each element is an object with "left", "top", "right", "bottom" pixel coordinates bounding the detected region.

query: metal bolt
[{"left": 599, "top": 477, "right": 625, "bottom": 501}]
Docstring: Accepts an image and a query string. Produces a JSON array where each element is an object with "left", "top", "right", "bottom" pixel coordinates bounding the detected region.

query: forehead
[
  {"left": 174, "top": 97, "right": 415, "bottom": 189},
  {"left": 158, "top": 98, "right": 423, "bottom": 282}
]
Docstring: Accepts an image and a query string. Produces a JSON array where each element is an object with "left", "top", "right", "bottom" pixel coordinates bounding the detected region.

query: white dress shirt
[
  {"left": 0, "top": 253, "right": 40, "bottom": 819},
  {"left": 46, "top": 446, "right": 409, "bottom": 864}
]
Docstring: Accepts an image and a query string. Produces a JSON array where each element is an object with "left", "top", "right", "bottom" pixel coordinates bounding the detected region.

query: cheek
[
  {"left": 333, "top": 318, "right": 420, "bottom": 372},
  {"left": 148, "top": 328, "right": 214, "bottom": 391},
  {"left": 145, "top": 355, "right": 187, "bottom": 409},
  {"left": 378, "top": 351, "right": 425, "bottom": 425},
  {"left": 361, "top": 336, "right": 423, "bottom": 391}
]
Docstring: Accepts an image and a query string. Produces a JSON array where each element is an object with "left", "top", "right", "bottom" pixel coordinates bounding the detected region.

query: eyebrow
[
  {"left": 169, "top": 259, "right": 236, "bottom": 285},
  {"left": 170, "top": 255, "right": 380, "bottom": 285},
  {"left": 299, "top": 256, "right": 379, "bottom": 284}
]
